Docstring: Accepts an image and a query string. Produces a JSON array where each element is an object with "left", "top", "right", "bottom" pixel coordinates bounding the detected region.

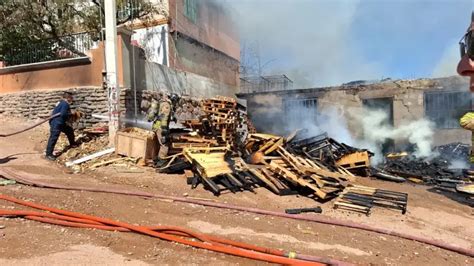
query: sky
[{"left": 226, "top": 0, "right": 474, "bottom": 87}]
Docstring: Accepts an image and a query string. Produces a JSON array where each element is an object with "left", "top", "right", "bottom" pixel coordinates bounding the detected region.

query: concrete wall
[
  {"left": 129, "top": 54, "right": 236, "bottom": 98},
  {"left": 170, "top": 35, "right": 239, "bottom": 87},
  {"left": 0, "top": 46, "right": 104, "bottom": 93},
  {"left": 0, "top": 33, "right": 134, "bottom": 94},
  {"left": 241, "top": 76, "right": 471, "bottom": 147},
  {"left": 121, "top": 30, "right": 238, "bottom": 98},
  {"left": 169, "top": 0, "right": 239, "bottom": 60},
  {"left": 167, "top": 0, "right": 240, "bottom": 88}
]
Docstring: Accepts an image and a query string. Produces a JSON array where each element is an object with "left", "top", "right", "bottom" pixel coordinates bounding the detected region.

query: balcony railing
[
  {"left": 1, "top": 32, "right": 96, "bottom": 67},
  {"left": 240, "top": 75, "right": 294, "bottom": 93}
]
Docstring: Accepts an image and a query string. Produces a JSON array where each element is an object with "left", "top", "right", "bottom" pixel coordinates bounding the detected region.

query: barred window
[
  {"left": 424, "top": 91, "right": 471, "bottom": 129},
  {"left": 284, "top": 98, "right": 318, "bottom": 123}
]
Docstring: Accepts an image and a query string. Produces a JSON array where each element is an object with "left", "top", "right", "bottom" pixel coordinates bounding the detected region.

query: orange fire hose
[
  {"left": 23, "top": 215, "right": 293, "bottom": 259},
  {"left": 1, "top": 167, "right": 472, "bottom": 258},
  {"left": 0, "top": 194, "right": 337, "bottom": 266}
]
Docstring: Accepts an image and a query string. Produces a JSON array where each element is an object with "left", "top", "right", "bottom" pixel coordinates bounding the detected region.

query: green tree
[{"left": 0, "top": 0, "right": 160, "bottom": 65}]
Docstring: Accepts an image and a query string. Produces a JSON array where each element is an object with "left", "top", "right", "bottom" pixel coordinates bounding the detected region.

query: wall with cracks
[{"left": 238, "top": 76, "right": 471, "bottom": 147}]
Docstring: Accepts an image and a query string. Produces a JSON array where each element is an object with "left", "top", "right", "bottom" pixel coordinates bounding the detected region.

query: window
[
  {"left": 284, "top": 98, "right": 318, "bottom": 124},
  {"left": 424, "top": 91, "right": 471, "bottom": 129},
  {"left": 184, "top": 0, "right": 198, "bottom": 23}
]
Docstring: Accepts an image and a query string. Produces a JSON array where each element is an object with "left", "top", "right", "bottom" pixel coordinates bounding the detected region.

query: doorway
[{"left": 362, "top": 97, "right": 394, "bottom": 154}]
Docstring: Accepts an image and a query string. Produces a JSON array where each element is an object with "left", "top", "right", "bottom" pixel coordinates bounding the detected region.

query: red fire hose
[
  {"left": 0, "top": 113, "right": 60, "bottom": 137},
  {"left": 0, "top": 194, "right": 349, "bottom": 266},
  {"left": 0, "top": 167, "right": 473, "bottom": 258}
]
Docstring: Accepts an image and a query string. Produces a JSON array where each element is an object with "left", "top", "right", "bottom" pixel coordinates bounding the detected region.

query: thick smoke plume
[
  {"left": 349, "top": 108, "right": 435, "bottom": 163},
  {"left": 286, "top": 105, "right": 354, "bottom": 146},
  {"left": 273, "top": 101, "right": 435, "bottom": 164},
  {"left": 226, "top": 0, "right": 471, "bottom": 86}
]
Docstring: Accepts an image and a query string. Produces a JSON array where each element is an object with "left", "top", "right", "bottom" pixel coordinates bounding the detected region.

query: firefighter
[
  {"left": 460, "top": 112, "right": 474, "bottom": 167},
  {"left": 45, "top": 92, "right": 77, "bottom": 161},
  {"left": 147, "top": 93, "right": 179, "bottom": 166},
  {"left": 458, "top": 12, "right": 474, "bottom": 170}
]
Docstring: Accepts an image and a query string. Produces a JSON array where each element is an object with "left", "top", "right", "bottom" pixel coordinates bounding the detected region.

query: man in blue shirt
[{"left": 45, "top": 92, "right": 77, "bottom": 161}]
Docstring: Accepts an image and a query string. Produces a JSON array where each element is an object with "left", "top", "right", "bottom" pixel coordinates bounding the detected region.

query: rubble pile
[
  {"left": 157, "top": 97, "right": 356, "bottom": 199},
  {"left": 380, "top": 156, "right": 463, "bottom": 184},
  {"left": 287, "top": 132, "right": 373, "bottom": 174},
  {"left": 377, "top": 142, "right": 472, "bottom": 186},
  {"left": 433, "top": 142, "right": 470, "bottom": 163}
]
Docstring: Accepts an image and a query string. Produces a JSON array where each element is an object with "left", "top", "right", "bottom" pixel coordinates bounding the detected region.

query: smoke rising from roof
[
  {"left": 227, "top": 0, "right": 472, "bottom": 87},
  {"left": 250, "top": 94, "right": 435, "bottom": 164}
]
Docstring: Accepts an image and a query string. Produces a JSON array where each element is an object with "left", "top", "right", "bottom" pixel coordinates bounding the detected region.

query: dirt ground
[{"left": 0, "top": 116, "right": 472, "bottom": 265}]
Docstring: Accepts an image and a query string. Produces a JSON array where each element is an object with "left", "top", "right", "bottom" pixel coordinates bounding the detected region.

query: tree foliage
[{"left": 0, "top": 0, "right": 160, "bottom": 65}]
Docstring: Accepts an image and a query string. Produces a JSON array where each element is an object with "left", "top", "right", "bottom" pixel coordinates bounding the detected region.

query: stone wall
[
  {"left": 0, "top": 86, "right": 203, "bottom": 130},
  {"left": 0, "top": 87, "right": 129, "bottom": 129}
]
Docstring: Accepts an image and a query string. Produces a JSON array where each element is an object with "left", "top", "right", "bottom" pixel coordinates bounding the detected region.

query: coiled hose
[
  {"left": 0, "top": 167, "right": 472, "bottom": 258},
  {"left": 0, "top": 113, "right": 60, "bottom": 137},
  {"left": 0, "top": 194, "right": 354, "bottom": 266}
]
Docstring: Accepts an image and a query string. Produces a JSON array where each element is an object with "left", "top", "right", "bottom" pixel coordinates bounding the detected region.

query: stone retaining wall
[
  {"left": 0, "top": 87, "right": 129, "bottom": 129},
  {"left": 0, "top": 87, "right": 212, "bottom": 130}
]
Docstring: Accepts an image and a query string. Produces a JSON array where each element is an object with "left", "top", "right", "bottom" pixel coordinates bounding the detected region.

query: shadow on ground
[
  {"left": 428, "top": 187, "right": 474, "bottom": 208},
  {"left": 0, "top": 152, "right": 39, "bottom": 164}
]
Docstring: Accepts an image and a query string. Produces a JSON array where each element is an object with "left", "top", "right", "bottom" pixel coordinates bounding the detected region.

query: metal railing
[
  {"left": 240, "top": 75, "right": 294, "bottom": 93},
  {"left": 2, "top": 32, "right": 96, "bottom": 67}
]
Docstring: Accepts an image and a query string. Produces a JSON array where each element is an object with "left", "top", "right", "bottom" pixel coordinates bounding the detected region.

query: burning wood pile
[
  {"left": 377, "top": 143, "right": 471, "bottom": 186},
  {"left": 286, "top": 132, "right": 373, "bottom": 175},
  {"left": 242, "top": 133, "right": 355, "bottom": 199},
  {"left": 160, "top": 100, "right": 360, "bottom": 199}
]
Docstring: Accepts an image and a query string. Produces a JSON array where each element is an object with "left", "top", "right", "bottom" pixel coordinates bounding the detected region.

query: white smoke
[
  {"left": 448, "top": 159, "right": 469, "bottom": 169},
  {"left": 432, "top": 40, "right": 460, "bottom": 78},
  {"left": 286, "top": 105, "right": 354, "bottom": 145},
  {"left": 349, "top": 108, "right": 435, "bottom": 163},
  {"left": 284, "top": 104, "right": 435, "bottom": 164}
]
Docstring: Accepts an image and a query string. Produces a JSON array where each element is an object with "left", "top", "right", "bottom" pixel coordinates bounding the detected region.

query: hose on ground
[
  {"left": 0, "top": 167, "right": 473, "bottom": 258},
  {"left": 0, "top": 194, "right": 344, "bottom": 266},
  {"left": 0, "top": 113, "right": 60, "bottom": 137}
]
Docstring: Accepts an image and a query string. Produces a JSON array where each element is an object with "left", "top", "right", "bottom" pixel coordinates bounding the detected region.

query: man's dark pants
[{"left": 46, "top": 122, "right": 75, "bottom": 156}]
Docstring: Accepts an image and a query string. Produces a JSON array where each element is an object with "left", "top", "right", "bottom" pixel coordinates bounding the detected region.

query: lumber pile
[
  {"left": 242, "top": 134, "right": 355, "bottom": 199},
  {"left": 334, "top": 185, "right": 408, "bottom": 215},
  {"left": 156, "top": 96, "right": 361, "bottom": 200},
  {"left": 182, "top": 146, "right": 260, "bottom": 195},
  {"left": 169, "top": 96, "right": 241, "bottom": 155},
  {"left": 287, "top": 132, "right": 373, "bottom": 175}
]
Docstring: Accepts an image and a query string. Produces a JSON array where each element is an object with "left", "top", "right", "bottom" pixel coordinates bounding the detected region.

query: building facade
[
  {"left": 131, "top": 0, "right": 240, "bottom": 89},
  {"left": 237, "top": 76, "right": 471, "bottom": 150},
  {"left": 0, "top": 0, "right": 240, "bottom": 97}
]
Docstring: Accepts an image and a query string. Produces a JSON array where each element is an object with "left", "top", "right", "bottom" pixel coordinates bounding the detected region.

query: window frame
[
  {"left": 424, "top": 90, "right": 471, "bottom": 129},
  {"left": 183, "top": 0, "right": 198, "bottom": 23}
]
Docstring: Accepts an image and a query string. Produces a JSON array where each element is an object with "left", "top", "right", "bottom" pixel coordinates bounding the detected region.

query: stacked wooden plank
[
  {"left": 158, "top": 96, "right": 359, "bottom": 200},
  {"left": 200, "top": 96, "right": 239, "bottom": 148},
  {"left": 242, "top": 134, "right": 355, "bottom": 200},
  {"left": 182, "top": 146, "right": 260, "bottom": 195},
  {"left": 172, "top": 96, "right": 240, "bottom": 155},
  {"left": 169, "top": 133, "right": 219, "bottom": 154},
  {"left": 288, "top": 132, "right": 373, "bottom": 175},
  {"left": 334, "top": 185, "right": 408, "bottom": 215}
]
